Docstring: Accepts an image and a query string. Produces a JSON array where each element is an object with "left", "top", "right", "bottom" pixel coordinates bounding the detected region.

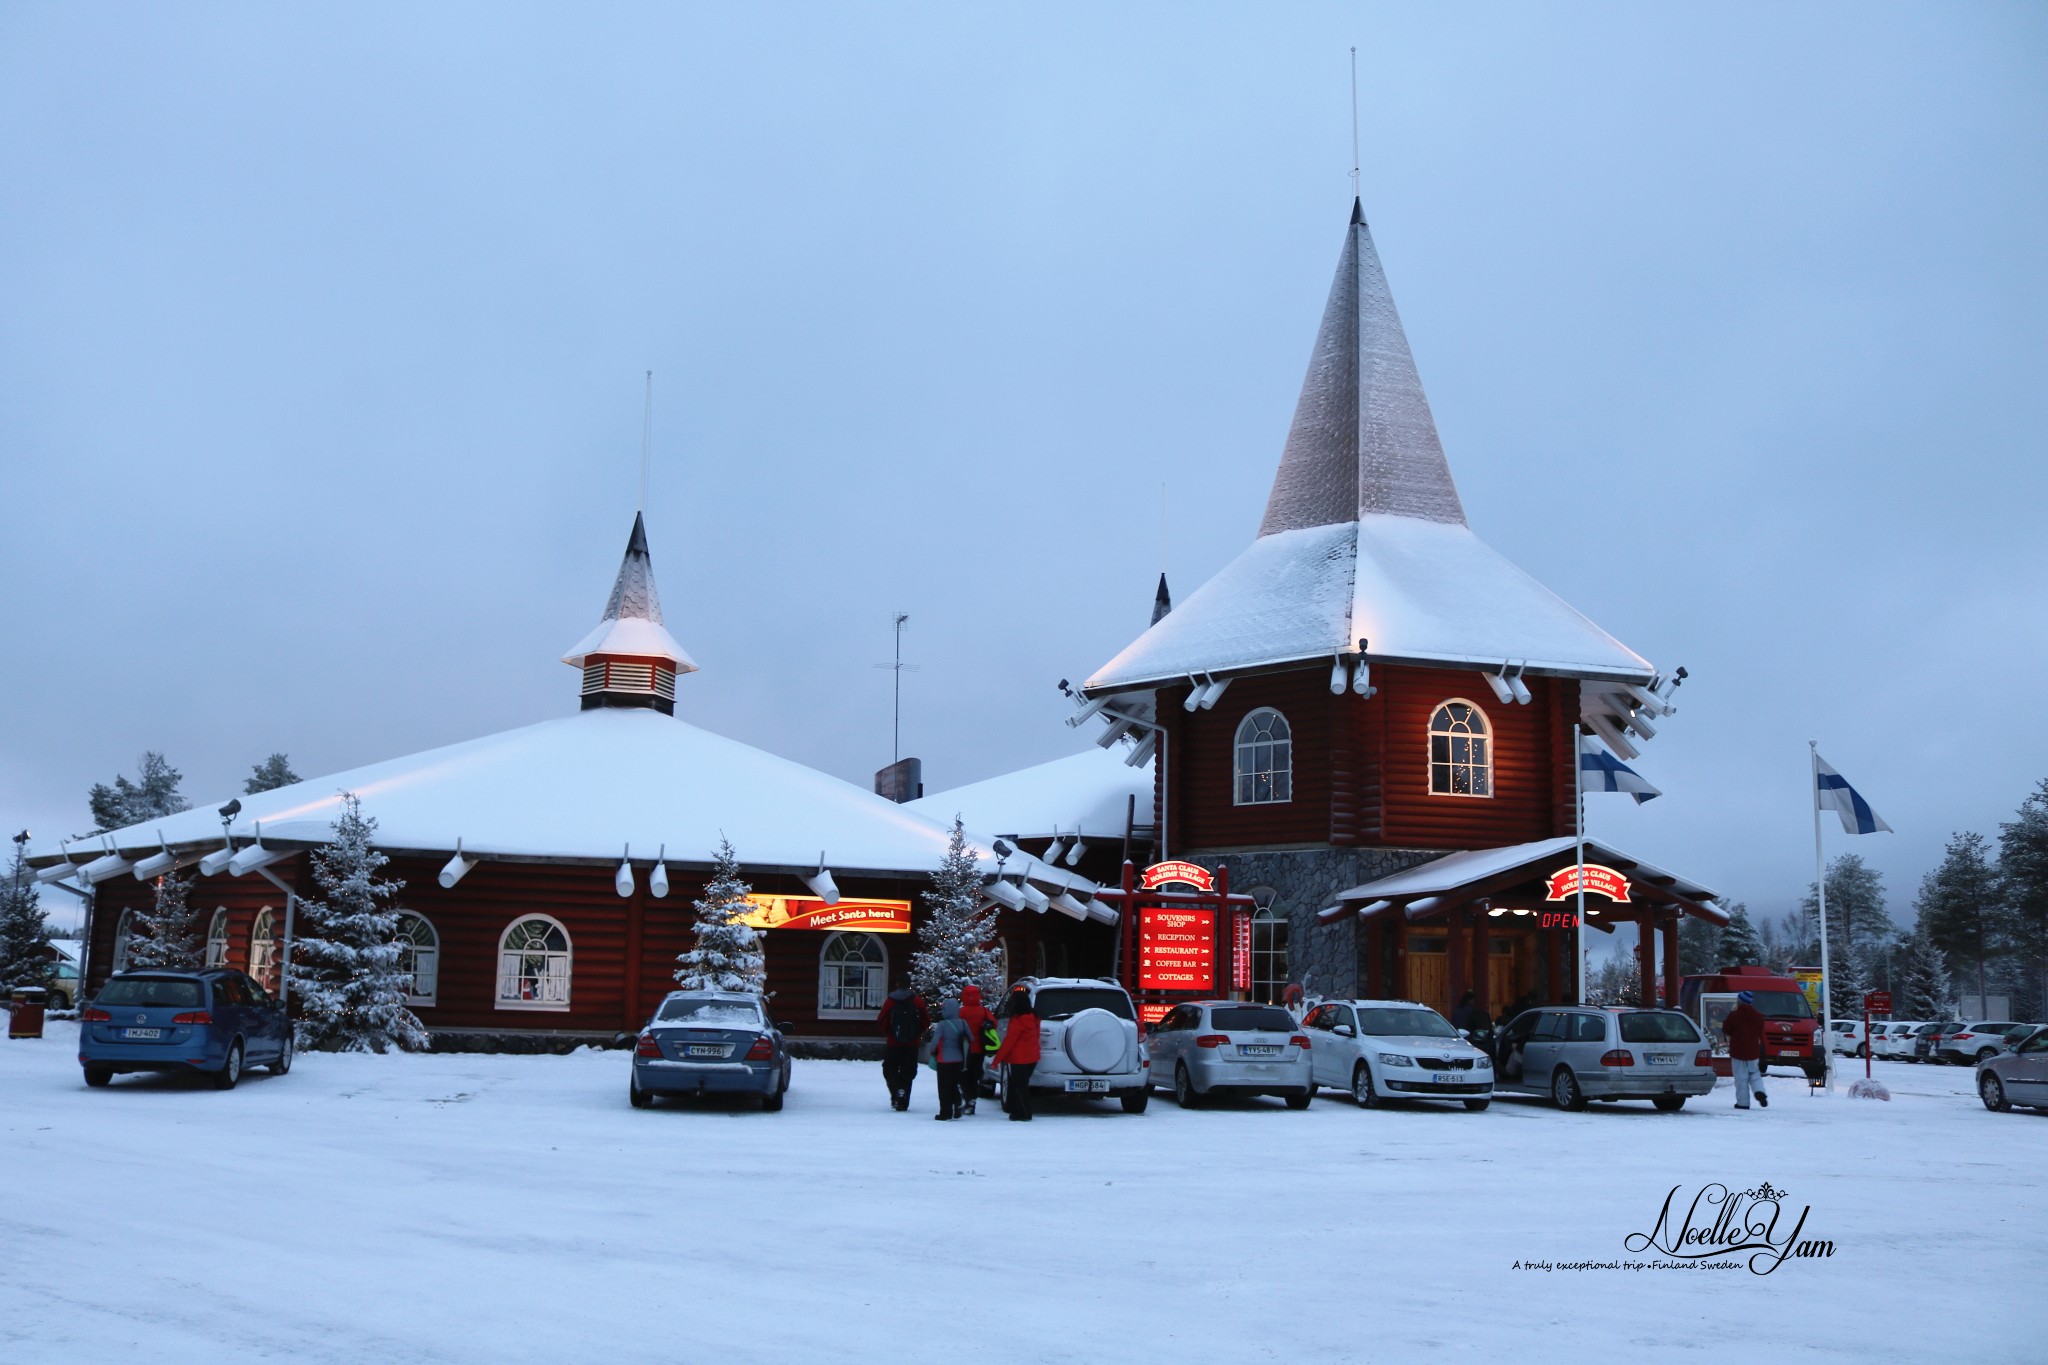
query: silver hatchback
[
  {"left": 1493, "top": 1006, "right": 1715, "bottom": 1112},
  {"left": 1146, "top": 1001, "right": 1313, "bottom": 1109}
]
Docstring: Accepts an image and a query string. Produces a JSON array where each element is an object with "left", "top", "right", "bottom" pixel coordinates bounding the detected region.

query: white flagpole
[
  {"left": 1575, "top": 729, "right": 1587, "bottom": 1005},
  {"left": 1810, "top": 739, "right": 1832, "bottom": 1090}
]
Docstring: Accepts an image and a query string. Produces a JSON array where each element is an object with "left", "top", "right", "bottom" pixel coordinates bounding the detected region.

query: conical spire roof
[
  {"left": 1151, "top": 573, "right": 1172, "bottom": 625},
  {"left": 562, "top": 513, "right": 698, "bottom": 671},
  {"left": 1259, "top": 199, "right": 1465, "bottom": 534}
]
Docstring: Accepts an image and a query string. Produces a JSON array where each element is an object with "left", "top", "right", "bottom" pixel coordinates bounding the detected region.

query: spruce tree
[
  {"left": 674, "top": 837, "right": 766, "bottom": 993},
  {"left": 287, "top": 794, "right": 428, "bottom": 1052},
  {"left": 126, "top": 870, "right": 204, "bottom": 971},
  {"left": 1800, "top": 854, "right": 1894, "bottom": 1018},
  {"left": 1998, "top": 779, "right": 2048, "bottom": 1021},
  {"left": 1893, "top": 927, "right": 1952, "bottom": 1020},
  {"left": 1915, "top": 831, "right": 2004, "bottom": 1013},
  {"left": 1676, "top": 913, "right": 1721, "bottom": 977},
  {"left": 1716, "top": 903, "right": 1766, "bottom": 967},
  {"left": 88, "top": 751, "right": 190, "bottom": 833},
  {"left": 244, "top": 753, "right": 301, "bottom": 794},
  {"left": 0, "top": 842, "right": 57, "bottom": 996},
  {"left": 910, "top": 819, "right": 1001, "bottom": 1007}
]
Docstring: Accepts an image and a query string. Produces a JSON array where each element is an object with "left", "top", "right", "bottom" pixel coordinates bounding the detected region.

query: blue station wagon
[{"left": 79, "top": 970, "right": 293, "bottom": 1089}]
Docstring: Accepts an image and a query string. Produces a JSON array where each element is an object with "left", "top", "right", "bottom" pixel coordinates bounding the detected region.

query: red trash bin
[{"left": 8, "top": 987, "right": 48, "bottom": 1039}]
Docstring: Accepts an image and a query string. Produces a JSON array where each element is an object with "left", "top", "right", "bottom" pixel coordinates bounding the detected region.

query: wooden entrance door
[
  {"left": 1487, "top": 951, "right": 1517, "bottom": 1013},
  {"left": 1406, "top": 950, "right": 1449, "bottom": 1014}
]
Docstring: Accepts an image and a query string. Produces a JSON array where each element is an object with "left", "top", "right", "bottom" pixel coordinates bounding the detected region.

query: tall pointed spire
[
  {"left": 563, "top": 513, "right": 697, "bottom": 714},
  {"left": 1258, "top": 199, "right": 1464, "bottom": 536},
  {"left": 1151, "top": 572, "right": 1173, "bottom": 625}
]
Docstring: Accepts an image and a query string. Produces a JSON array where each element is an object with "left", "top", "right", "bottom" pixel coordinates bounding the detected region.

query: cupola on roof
[
  {"left": 1087, "top": 199, "right": 1655, "bottom": 694},
  {"left": 562, "top": 513, "right": 698, "bottom": 713}
]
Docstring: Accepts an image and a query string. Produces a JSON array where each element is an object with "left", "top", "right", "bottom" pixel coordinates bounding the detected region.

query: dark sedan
[
  {"left": 79, "top": 970, "right": 293, "bottom": 1089},
  {"left": 629, "top": 990, "right": 789, "bottom": 1111}
]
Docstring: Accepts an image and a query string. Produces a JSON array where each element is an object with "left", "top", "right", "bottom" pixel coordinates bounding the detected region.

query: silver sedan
[{"left": 1145, "top": 1001, "right": 1313, "bottom": 1108}]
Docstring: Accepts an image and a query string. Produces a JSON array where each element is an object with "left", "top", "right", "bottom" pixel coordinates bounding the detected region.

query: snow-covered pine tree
[
  {"left": 1915, "top": 830, "right": 2005, "bottom": 1015},
  {"left": 244, "top": 753, "right": 301, "bottom": 794},
  {"left": 87, "top": 751, "right": 190, "bottom": 833},
  {"left": 1716, "top": 903, "right": 1767, "bottom": 968},
  {"left": 1998, "top": 778, "right": 2048, "bottom": 1021},
  {"left": 675, "top": 837, "right": 765, "bottom": 993},
  {"left": 910, "top": 819, "right": 1001, "bottom": 1007},
  {"left": 1893, "top": 927, "right": 1953, "bottom": 1020},
  {"left": 286, "top": 794, "right": 428, "bottom": 1052},
  {"left": 126, "top": 869, "right": 204, "bottom": 971},
  {"left": 1800, "top": 854, "right": 1894, "bottom": 1018},
  {"left": 0, "top": 842, "right": 57, "bottom": 996},
  {"left": 1676, "top": 913, "right": 1721, "bottom": 977}
]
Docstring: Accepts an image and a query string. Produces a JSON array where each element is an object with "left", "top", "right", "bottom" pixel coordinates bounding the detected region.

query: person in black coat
[{"left": 1451, "top": 990, "right": 1487, "bottom": 1033}]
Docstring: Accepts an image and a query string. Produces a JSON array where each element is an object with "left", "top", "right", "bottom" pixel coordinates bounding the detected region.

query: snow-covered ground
[{"left": 2, "top": 1025, "right": 2040, "bottom": 1363}]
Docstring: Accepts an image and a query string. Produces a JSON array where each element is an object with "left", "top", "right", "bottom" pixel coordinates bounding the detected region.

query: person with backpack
[
  {"left": 877, "top": 985, "right": 929, "bottom": 1112},
  {"left": 958, "top": 983, "right": 997, "bottom": 1116},
  {"left": 930, "top": 1000, "right": 973, "bottom": 1120},
  {"left": 1724, "top": 990, "right": 1771, "bottom": 1111},
  {"left": 992, "top": 984, "right": 1041, "bottom": 1122}
]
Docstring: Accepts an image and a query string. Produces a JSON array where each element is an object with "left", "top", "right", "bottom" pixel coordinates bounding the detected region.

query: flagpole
[
  {"left": 1575, "top": 729, "right": 1587, "bottom": 1006},
  {"left": 1810, "top": 739, "right": 1832, "bottom": 1090}
]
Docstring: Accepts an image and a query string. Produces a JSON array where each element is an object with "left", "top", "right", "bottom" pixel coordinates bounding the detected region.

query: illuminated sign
[
  {"left": 1140, "top": 860, "right": 1215, "bottom": 893},
  {"left": 1231, "top": 909, "right": 1252, "bottom": 991},
  {"left": 740, "top": 895, "right": 912, "bottom": 934},
  {"left": 1543, "top": 864, "right": 1632, "bottom": 903},
  {"left": 1139, "top": 1002, "right": 1173, "bottom": 1026},
  {"left": 1139, "top": 907, "right": 1215, "bottom": 991}
]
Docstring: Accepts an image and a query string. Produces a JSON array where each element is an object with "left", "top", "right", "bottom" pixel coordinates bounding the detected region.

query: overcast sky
[{"left": 4, "top": 4, "right": 2044, "bottom": 930}]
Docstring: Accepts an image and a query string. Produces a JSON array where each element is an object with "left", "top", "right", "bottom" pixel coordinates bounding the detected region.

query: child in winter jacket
[
  {"left": 958, "top": 984, "right": 997, "bottom": 1115},
  {"left": 931, "top": 1000, "right": 973, "bottom": 1120},
  {"left": 992, "top": 987, "right": 1041, "bottom": 1121}
]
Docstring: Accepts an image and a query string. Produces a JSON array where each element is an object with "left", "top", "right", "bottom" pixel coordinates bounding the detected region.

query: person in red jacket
[
  {"left": 958, "top": 984, "right": 997, "bottom": 1117},
  {"left": 1723, "top": 991, "right": 1770, "bottom": 1110},
  {"left": 992, "top": 985, "right": 1041, "bottom": 1122}
]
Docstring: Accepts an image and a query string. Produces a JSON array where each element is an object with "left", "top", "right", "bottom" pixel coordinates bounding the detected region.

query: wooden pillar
[
  {"left": 1663, "top": 915, "right": 1681, "bottom": 1007},
  {"left": 1447, "top": 909, "right": 1467, "bottom": 1012},
  {"left": 1475, "top": 909, "right": 1492, "bottom": 1016},
  {"left": 1364, "top": 914, "right": 1383, "bottom": 998},
  {"left": 1637, "top": 912, "right": 1656, "bottom": 1007}
]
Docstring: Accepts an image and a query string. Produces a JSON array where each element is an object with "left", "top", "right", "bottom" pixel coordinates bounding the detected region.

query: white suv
[
  {"left": 1872, "top": 1021, "right": 1923, "bottom": 1060},
  {"left": 999, "top": 977, "right": 1150, "bottom": 1114},
  {"left": 1827, "top": 1019, "right": 1871, "bottom": 1057}
]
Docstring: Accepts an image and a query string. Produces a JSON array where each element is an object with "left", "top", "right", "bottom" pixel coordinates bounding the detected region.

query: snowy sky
[{"left": 4, "top": 4, "right": 2044, "bottom": 930}]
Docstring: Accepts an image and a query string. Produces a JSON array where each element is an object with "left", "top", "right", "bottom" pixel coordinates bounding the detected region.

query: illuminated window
[
  {"left": 1234, "top": 708, "right": 1293, "bottom": 805},
  {"left": 248, "top": 910, "right": 279, "bottom": 992},
  {"left": 205, "top": 909, "right": 229, "bottom": 968},
  {"left": 111, "top": 910, "right": 134, "bottom": 974},
  {"left": 497, "top": 916, "right": 571, "bottom": 1009},
  {"left": 1428, "top": 700, "right": 1492, "bottom": 797},
  {"left": 395, "top": 913, "right": 440, "bottom": 1007},
  {"left": 818, "top": 932, "right": 887, "bottom": 1019},
  {"left": 1249, "top": 888, "right": 1289, "bottom": 1005}
]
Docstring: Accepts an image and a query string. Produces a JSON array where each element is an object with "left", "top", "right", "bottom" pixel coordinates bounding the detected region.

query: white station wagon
[{"left": 1300, "top": 998, "right": 1494, "bottom": 1110}]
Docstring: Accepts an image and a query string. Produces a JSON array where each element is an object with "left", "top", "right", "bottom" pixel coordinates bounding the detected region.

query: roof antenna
[
  {"left": 637, "top": 369, "right": 654, "bottom": 513},
  {"left": 1159, "top": 482, "right": 1167, "bottom": 575},
  {"left": 1349, "top": 46, "right": 1361, "bottom": 202}
]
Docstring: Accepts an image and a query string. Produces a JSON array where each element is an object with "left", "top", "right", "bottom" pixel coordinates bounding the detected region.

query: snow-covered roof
[
  {"left": 907, "top": 747, "right": 1155, "bottom": 841},
  {"left": 562, "top": 513, "right": 697, "bottom": 671},
  {"left": 1323, "top": 836, "right": 1725, "bottom": 923},
  {"left": 1084, "top": 200, "right": 1655, "bottom": 694}
]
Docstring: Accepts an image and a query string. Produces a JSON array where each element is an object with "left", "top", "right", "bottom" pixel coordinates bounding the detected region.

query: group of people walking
[{"left": 876, "top": 982, "right": 1042, "bottom": 1122}]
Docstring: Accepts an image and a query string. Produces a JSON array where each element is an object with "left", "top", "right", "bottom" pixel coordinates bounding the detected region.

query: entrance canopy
[{"left": 1315, "top": 836, "right": 1727, "bottom": 928}]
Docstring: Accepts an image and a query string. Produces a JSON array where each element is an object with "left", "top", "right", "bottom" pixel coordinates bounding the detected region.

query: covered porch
[{"left": 1316, "top": 837, "right": 1728, "bottom": 1018}]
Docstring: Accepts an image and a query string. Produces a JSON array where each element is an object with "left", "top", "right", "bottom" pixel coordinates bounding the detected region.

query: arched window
[
  {"left": 111, "top": 910, "right": 134, "bottom": 975},
  {"left": 1428, "top": 700, "right": 1493, "bottom": 797},
  {"left": 497, "top": 916, "right": 571, "bottom": 1009},
  {"left": 1248, "top": 887, "right": 1289, "bottom": 1006},
  {"left": 818, "top": 932, "right": 886, "bottom": 1019},
  {"left": 395, "top": 913, "right": 440, "bottom": 1006},
  {"left": 1234, "top": 708, "right": 1293, "bottom": 805},
  {"left": 248, "top": 910, "right": 279, "bottom": 992},
  {"left": 205, "top": 909, "right": 230, "bottom": 968}
]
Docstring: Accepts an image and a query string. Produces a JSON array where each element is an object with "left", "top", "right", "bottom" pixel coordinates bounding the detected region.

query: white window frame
[
  {"left": 1428, "top": 698, "right": 1494, "bottom": 799},
  {"left": 248, "top": 910, "right": 280, "bottom": 992},
  {"left": 395, "top": 912, "right": 440, "bottom": 1007},
  {"left": 1249, "top": 888, "right": 1288, "bottom": 1006},
  {"left": 1233, "top": 707, "right": 1294, "bottom": 805},
  {"left": 111, "top": 910, "right": 134, "bottom": 975},
  {"left": 496, "top": 915, "right": 572, "bottom": 1011},
  {"left": 205, "top": 909, "right": 230, "bottom": 968},
  {"left": 817, "top": 931, "right": 887, "bottom": 1020}
]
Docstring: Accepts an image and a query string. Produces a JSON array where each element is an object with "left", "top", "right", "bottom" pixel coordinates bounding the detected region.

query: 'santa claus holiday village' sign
[
  {"left": 1543, "top": 864, "right": 1632, "bottom": 903},
  {"left": 1140, "top": 860, "right": 1215, "bottom": 893}
]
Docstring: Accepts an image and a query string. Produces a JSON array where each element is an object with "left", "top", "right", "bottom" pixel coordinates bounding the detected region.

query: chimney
[{"left": 874, "top": 757, "right": 923, "bottom": 804}]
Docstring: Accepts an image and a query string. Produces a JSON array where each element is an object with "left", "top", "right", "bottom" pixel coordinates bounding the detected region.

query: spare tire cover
[{"left": 1064, "top": 1008, "right": 1125, "bottom": 1073}]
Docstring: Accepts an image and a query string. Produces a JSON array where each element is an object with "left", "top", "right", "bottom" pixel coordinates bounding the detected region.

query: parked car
[
  {"left": 45, "top": 941, "right": 83, "bottom": 1010},
  {"left": 1936, "top": 1022, "right": 2034, "bottom": 1066},
  {"left": 1493, "top": 1006, "right": 1715, "bottom": 1112},
  {"left": 1908, "top": 1021, "right": 1953, "bottom": 1062},
  {"left": 1679, "top": 967, "right": 1823, "bottom": 1081},
  {"left": 629, "top": 990, "right": 790, "bottom": 1110},
  {"left": 1871, "top": 1021, "right": 1923, "bottom": 1060},
  {"left": 1977, "top": 1026, "right": 2048, "bottom": 1113},
  {"left": 1301, "top": 998, "right": 1492, "bottom": 1110},
  {"left": 996, "top": 977, "right": 1149, "bottom": 1113},
  {"left": 1826, "top": 1019, "right": 1871, "bottom": 1058},
  {"left": 1147, "top": 1000, "right": 1313, "bottom": 1109},
  {"left": 78, "top": 970, "right": 292, "bottom": 1089}
]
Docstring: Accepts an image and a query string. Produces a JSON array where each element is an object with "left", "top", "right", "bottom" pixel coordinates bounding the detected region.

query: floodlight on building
[
  {"left": 991, "top": 838, "right": 1016, "bottom": 860},
  {"left": 1183, "top": 676, "right": 1207, "bottom": 712},
  {"left": 1095, "top": 716, "right": 1134, "bottom": 748},
  {"left": 649, "top": 850, "right": 671, "bottom": 899},
  {"left": 1506, "top": 665, "right": 1532, "bottom": 706},
  {"left": 1085, "top": 898, "right": 1118, "bottom": 925},
  {"left": 1064, "top": 838, "right": 1087, "bottom": 867},
  {"left": 984, "top": 878, "right": 1026, "bottom": 911},
  {"left": 198, "top": 846, "right": 238, "bottom": 877},
  {"left": 1586, "top": 711, "right": 1641, "bottom": 760},
  {"left": 1623, "top": 707, "right": 1658, "bottom": 741},
  {"left": 439, "top": 842, "right": 478, "bottom": 889},
  {"left": 1020, "top": 881, "right": 1050, "bottom": 913},
  {"left": 1351, "top": 661, "right": 1374, "bottom": 698},
  {"left": 1125, "top": 732, "right": 1157, "bottom": 767},
  {"left": 1065, "top": 696, "right": 1109, "bottom": 728},
  {"left": 35, "top": 858, "right": 82, "bottom": 884},
  {"left": 803, "top": 862, "right": 840, "bottom": 905},
  {"left": 1484, "top": 670, "right": 1516, "bottom": 705},
  {"left": 131, "top": 838, "right": 180, "bottom": 880},
  {"left": 1051, "top": 891, "right": 1089, "bottom": 921},
  {"left": 1197, "top": 677, "right": 1230, "bottom": 710},
  {"left": 226, "top": 841, "right": 287, "bottom": 878},
  {"left": 1044, "top": 837, "right": 1066, "bottom": 866},
  {"left": 81, "top": 852, "right": 138, "bottom": 885},
  {"left": 1330, "top": 656, "right": 1348, "bottom": 695},
  {"left": 615, "top": 848, "right": 635, "bottom": 898}
]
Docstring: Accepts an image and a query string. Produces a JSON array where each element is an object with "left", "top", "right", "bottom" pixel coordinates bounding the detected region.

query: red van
[{"left": 1678, "top": 965, "right": 1824, "bottom": 1082}]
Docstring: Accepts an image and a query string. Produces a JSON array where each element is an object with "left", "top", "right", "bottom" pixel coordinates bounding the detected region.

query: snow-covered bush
[
  {"left": 909, "top": 818, "right": 1000, "bottom": 1008},
  {"left": 286, "top": 794, "right": 428, "bottom": 1053},
  {"left": 0, "top": 843, "right": 56, "bottom": 996},
  {"left": 675, "top": 837, "right": 765, "bottom": 993}
]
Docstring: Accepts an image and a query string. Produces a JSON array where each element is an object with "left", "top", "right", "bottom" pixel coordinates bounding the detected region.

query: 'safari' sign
[
  {"left": 740, "top": 895, "right": 912, "bottom": 934},
  {"left": 1140, "top": 860, "right": 1215, "bottom": 893},
  {"left": 1543, "top": 864, "right": 1632, "bottom": 903}
]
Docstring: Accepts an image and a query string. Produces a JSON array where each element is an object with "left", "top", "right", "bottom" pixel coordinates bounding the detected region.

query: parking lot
[{"left": 2, "top": 1026, "right": 2040, "bottom": 1364}]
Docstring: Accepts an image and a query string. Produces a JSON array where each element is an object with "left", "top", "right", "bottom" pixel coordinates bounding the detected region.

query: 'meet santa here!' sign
[{"left": 1139, "top": 907, "right": 1215, "bottom": 991}]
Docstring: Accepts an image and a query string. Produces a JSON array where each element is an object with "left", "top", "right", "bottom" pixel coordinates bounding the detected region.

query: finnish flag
[
  {"left": 1579, "top": 736, "right": 1660, "bottom": 804},
  {"left": 1815, "top": 754, "right": 1892, "bottom": 835}
]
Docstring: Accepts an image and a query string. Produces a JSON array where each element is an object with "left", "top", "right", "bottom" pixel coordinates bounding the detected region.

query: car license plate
[
  {"left": 123, "top": 1027, "right": 161, "bottom": 1039},
  {"left": 1064, "top": 1078, "right": 1110, "bottom": 1093},
  {"left": 684, "top": 1044, "right": 730, "bottom": 1058},
  {"left": 1430, "top": 1072, "right": 1461, "bottom": 1085},
  {"left": 1772, "top": 1048, "right": 1798, "bottom": 1056},
  {"left": 1239, "top": 1045, "right": 1281, "bottom": 1057},
  {"left": 1647, "top": 1054, "right": 1679, "bottom": 1066}
]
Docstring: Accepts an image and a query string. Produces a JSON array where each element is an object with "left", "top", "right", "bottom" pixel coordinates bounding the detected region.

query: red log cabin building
[{"left": 47, "top": 517, "right": 1112, "bottom": 1049}]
